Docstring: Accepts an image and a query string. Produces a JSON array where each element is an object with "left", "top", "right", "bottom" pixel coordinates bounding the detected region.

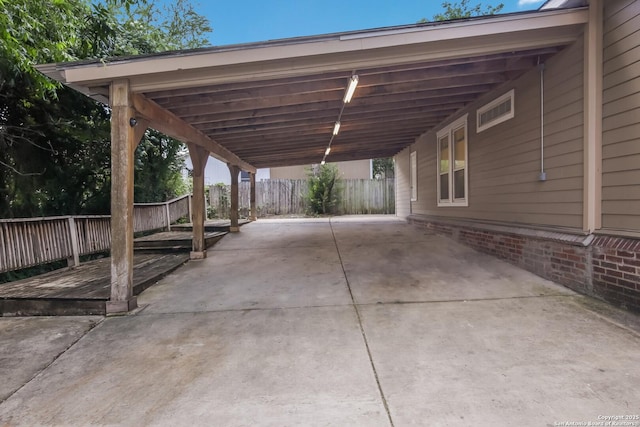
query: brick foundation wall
[
  {"left": 408, "top": 216, "right": 640, "bottom": 312},
  {"left": 592, "top": 237, "right": 640, "bottom": 312}
]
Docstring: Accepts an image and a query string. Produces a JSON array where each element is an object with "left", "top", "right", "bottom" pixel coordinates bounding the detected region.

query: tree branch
[{"left": 0, "top": 159, "right": 46, "bottom": 176}]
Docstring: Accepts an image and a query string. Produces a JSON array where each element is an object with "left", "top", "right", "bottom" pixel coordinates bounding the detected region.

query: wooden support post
[
  {"left": 249, "top": 172, "right": 257, "bottom": 221},
  {"left": 67, "top": 217, "right": 80, "bottom": 268},
  {"left": 165, "top": 202, "right": 172, "bottom": 231},
  {"left": 228, "top": 164, "right": 241, "bottom": 232},
  {"left": 188, "top": 143, "right": 209, "bottom": 259},
  {"left": 107, "top": 79, "right": 147, "bottom": 315}
]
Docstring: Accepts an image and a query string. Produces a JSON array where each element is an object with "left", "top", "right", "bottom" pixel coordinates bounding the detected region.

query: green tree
[
  {"left": 307, "top": 164, "right": 341, "bottom": 215},
  {"left": 419, "top": 0, "right": 504, "bottom": 23},
  {"left": 373, "top": 158, "right": 395, "bottom": 179},
  {"left": 0, "top": 0, "right": 211, "bottom": 217}
]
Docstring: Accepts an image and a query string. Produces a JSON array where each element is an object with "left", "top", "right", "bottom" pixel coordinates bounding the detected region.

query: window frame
[
  {"left": 437, "top": 114, "right": 468, "bottom": 207},
  {"left": 410, "top": 151, "right": 417, "bottom": 202},
  {"left": 476, "top": 89, "right": 515, "bottom": 133}
]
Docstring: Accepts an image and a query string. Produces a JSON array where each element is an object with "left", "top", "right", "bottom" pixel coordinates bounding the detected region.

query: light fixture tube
[
  {"left": 333, "top": 121, "right": 341, "bottom": 135},
  {"left": 321, "top": 160, "right": 326, "bottom": 165},
  {"left": 325, "top": 147, "right": 331, "bottom": 156},
  {"left": 343, "top": 75, "right": 359, "bottom": 103}
]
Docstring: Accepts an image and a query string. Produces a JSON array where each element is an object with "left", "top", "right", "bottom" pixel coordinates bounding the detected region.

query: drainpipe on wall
[{"left": 539, "top": 60, "right": 547, "bottom": 182}]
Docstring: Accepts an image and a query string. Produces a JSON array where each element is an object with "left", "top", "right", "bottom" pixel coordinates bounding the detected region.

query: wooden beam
[
  {"left": 132, "top": 93, "right": 256, "bottom": 173},
  {"left": 133, "top": 118, "right": 150, "bottom": 149},
  {"left": 154, "top": 60, "right": 515, "bottom": 110},
  {"left": 153, "top": 77, "right": 348, "bottom": 109},
  {"left": 182, "top": 100, "right": 343, "bottom": 125},
  {"left": 194, "top": 99, "right": 469, "bottom": 132},
  {"left": 148, "top": 70, "right": 352, "bottom": 100},
  {"left": 167, "top": 90, "right": 342, "bottom": 118},
  {"left": 177, "top": 82, "right": 490, "bottom": 127}
]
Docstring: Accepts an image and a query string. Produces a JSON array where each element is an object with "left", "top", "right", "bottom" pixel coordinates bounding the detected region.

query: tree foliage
[
  {"left": 419, "top": 0, "right": 504, "bottom": 23},
  {"left": 373, "top": 158, "right": 394, "bottom": 179},
  {"left": 0, "top": 0, "right": 212, "bottom": 217},
  {"left": 307, "top": 164, "right": 341, "bottom": 215}
]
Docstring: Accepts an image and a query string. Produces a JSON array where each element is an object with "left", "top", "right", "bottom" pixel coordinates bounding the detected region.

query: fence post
[
  {"left": 67, "top": 217, "right": 80, "bottom": 268},
  {"left": 204, "top": 192, "right": 209, "bottom": 220},
  {"left": 165, "top": 202, "right": 172, "bottom": 231}
]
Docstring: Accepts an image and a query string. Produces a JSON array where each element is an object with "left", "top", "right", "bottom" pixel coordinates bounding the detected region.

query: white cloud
[{"left": 518, "top": 0, "right": 544, "bottom": 6}]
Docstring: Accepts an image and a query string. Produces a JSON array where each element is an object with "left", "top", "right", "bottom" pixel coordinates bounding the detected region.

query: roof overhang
[{"left": 37, "top": 7, "right": 589, "bottom": 169}]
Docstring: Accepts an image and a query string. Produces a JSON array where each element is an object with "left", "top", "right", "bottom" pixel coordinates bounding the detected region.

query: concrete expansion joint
[
  {"left": 134, "top": 303, "right": 357, "bottom": 317},
  {"left": 0, "top": 316, "right": 104, "bottom": 406},
  {"left": 354, "top": 293, "right": 578, "bottom": 308},
  {"left": 328, "top": 217, "right": 395, "bottom": 427}
]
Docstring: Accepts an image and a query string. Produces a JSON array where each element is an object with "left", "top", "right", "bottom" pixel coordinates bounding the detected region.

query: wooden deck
[
  {"left": 0, "top": 222, "right": 241, "bottom": 316},
  {"left": 0, "top": 254, "right": 189, "bottom": 316}
]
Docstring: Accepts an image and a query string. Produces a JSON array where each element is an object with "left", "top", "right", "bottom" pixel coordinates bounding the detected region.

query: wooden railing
[
  {"left": 0, "top": 195, "right": 191, "bottom": 274},
  {"left": 133, "top": 195, "right": 191, "bottom": 233}
]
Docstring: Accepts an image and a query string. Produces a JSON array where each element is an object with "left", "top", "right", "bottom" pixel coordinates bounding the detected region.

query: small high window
[{"left": 477, "top": 89, "right": 514, "bottom": 133}]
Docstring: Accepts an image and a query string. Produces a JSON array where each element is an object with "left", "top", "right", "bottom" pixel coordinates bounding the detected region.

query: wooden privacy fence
[
  {"left": 0, "top": 195, "right": 191, "bottom": 273},
  {"left": 209, "top": 179, "right": 395, "bottom": 217}
]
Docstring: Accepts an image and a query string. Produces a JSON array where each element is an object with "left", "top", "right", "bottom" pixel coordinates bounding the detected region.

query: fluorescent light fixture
[
  {"left": 321, "top": 160, "right": 326, "bottom": 165},
  {"left": 343, "top": 75, "right": 359, "bottom": 103},
  {"left": 333, "top": 121, "right": 341, "bottom": 135},
  {"left": 325, "top": 147, "right": 331, "bottom": 156}
]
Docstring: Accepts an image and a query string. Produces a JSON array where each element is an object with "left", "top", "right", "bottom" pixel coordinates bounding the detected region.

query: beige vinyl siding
[
  {"left": 270, "top": 159, "right": 371, "bottom": 180},
  {"left": 410, "top": 38, "right": 584, "bottom": 229},
  {"left": 395, "top": 147, "right": 411, "bottom": 218},
  {"left": 602, "top": 0, "right": 640, "bottom": 231}
]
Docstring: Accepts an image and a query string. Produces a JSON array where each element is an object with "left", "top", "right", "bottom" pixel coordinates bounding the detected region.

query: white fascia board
[{"left": 53, "top": 8, "right": 587, "bottom": 90}]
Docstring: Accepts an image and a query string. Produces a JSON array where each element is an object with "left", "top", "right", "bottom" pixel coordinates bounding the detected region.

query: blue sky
[{"left": 195, "top": 0, "right": 547, "bottom": 46}]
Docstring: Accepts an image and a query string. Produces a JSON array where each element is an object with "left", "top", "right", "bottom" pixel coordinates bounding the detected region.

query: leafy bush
[{"left": 306, "top": 164, "right": 341, "bottom": 215}]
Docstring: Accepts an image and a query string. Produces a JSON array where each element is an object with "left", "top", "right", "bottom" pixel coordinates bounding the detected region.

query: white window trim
[
  {"left": 476, "top": 89, "right": 515, "bottom": 133},
  {"left": 437, "top": 114, "right": 468, "bottom": 207},
  {"left": 410, "top": 151, "right": 417, "bottom": 202}
]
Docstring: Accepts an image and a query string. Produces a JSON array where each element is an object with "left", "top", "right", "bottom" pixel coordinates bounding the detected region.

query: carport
[
  {"left": 2, "top": 217, "right": 639, "bottom": 425},
  {"left": 37, "top": 7, "right": 589, "bottom": 313}
]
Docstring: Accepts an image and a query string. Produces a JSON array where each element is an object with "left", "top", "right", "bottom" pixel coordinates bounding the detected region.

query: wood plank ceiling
[{"left": 144, "top": 46, "right": 565, "bottom": 169}]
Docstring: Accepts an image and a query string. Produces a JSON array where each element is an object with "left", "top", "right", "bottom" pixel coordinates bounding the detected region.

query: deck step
[
  {"left": 0, "top": 254, "right": 189, "bottom": 316},
  {"left": 134, "top": 231, "right": 227, "bottom": 252},
  {"left": 171, "top": 219, "right": 250, "bottom": 233}
]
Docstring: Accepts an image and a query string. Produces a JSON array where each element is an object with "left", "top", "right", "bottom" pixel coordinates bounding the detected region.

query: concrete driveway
[{"left": 1, "top": 216, "right": 639, "bottom": 426}]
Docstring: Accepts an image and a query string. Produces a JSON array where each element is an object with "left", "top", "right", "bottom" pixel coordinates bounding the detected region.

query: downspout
[{"left": 539, "top": 59, "right": 547, "bottom": 181}]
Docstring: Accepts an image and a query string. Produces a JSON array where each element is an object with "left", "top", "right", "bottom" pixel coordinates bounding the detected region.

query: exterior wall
[
  {"left": 185, "top": 157, "right": 270, "bottom": 185},
  {"left": 410, "top": 38, "right": 585, "bottom": 229},
  {"left": 394, "top": 147, "right": 411, "bottom": 218},
  {"left": 401, "top": 22, "right": 640, "bottom": 312},
  {"left": 270, "top": 159, "right": 371, "bottom": 180},
  {"left": 409, "top": 216, "right": 640, "bottom": 313},
  {"left": 602, "top": 0, "right": 640, "bottom": 231},
  {"left": 269, "top": 165, "right": 308, "bottom": 180}
]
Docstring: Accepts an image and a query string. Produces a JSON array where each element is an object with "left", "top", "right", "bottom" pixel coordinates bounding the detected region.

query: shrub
[{"left": 306, "top": 163, "right": 341, "bottom": 215}]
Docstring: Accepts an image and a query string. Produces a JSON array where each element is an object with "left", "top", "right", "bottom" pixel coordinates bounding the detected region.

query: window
[
  {"left": 240, "top": 171, "right": 250, "bottom": 182},
  {"left": 477, "top": 89, "right": 514, "bottom": 133},
  {"left": 437, "top": 115, "right": 468, "bottom": 207},
  {"left": 410, "top": 151, "right": 417, "bottom": 201}
]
